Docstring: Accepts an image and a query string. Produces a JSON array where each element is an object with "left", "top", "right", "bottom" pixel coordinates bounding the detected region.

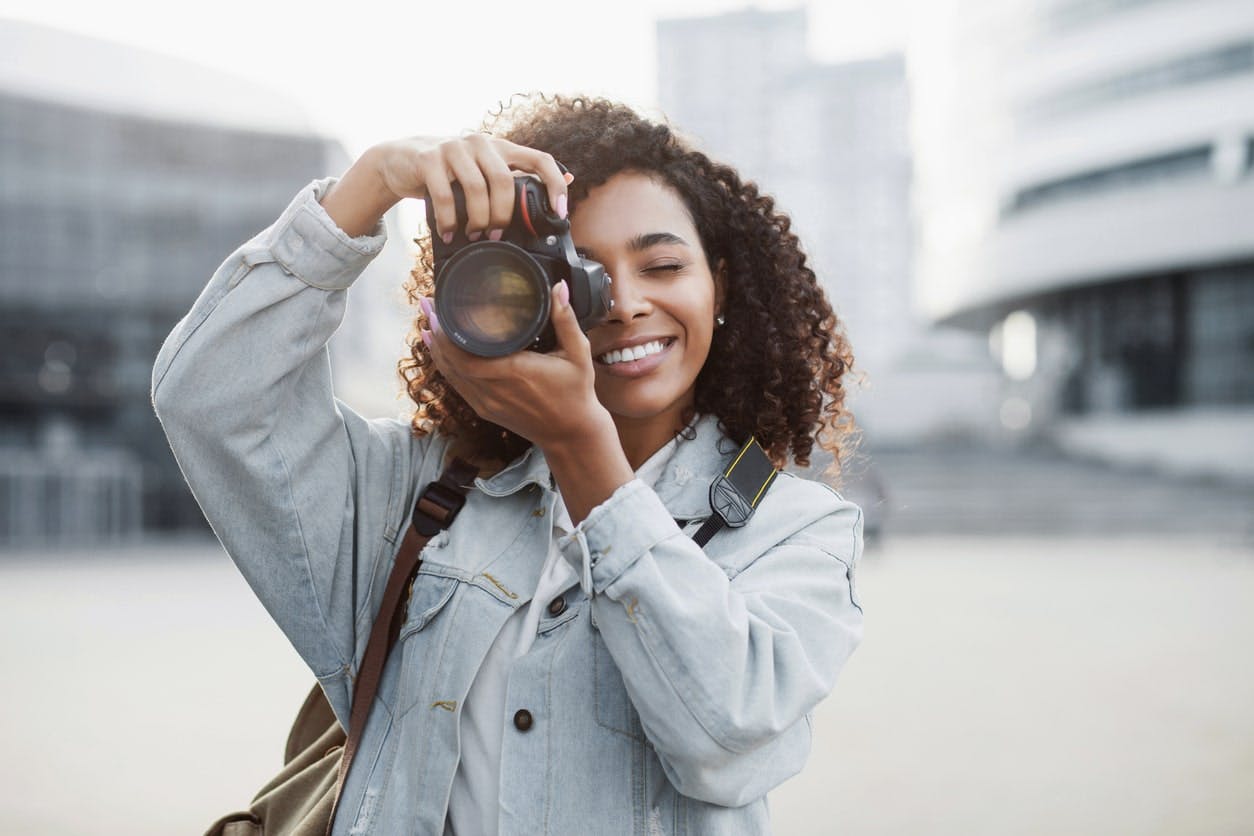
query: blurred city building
[
  {"left": 910, "top": 0, "right": 1254, "bottom": 482},
  {"left": 657, "top": 7, "right": 1001, "bottom": 453},
  {"left": 0, "top": 19, "right": 410, "bottom": 547}
]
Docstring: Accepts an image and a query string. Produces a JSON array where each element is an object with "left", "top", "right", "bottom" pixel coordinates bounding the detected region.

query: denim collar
[{"left": 473, "top": 413, "right": 738, "bottom": 521}]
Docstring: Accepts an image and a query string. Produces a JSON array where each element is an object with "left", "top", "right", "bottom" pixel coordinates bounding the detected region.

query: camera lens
[{"left": 435, "top": 243, "right": 550, "bottom": 357}]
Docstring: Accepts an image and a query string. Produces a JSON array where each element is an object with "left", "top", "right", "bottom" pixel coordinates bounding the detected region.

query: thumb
[{"left": 550, "top": 280, "right": 589, "bottom": 357}]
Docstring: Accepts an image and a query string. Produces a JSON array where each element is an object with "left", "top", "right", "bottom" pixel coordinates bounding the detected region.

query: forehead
[{"left": 569, "top": 172, "right": 697, "bottom": 248}]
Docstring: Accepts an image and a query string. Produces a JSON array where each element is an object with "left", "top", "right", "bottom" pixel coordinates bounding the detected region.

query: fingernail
[
  {"left": 555, "top": 280, "right": 570, "bottom": 308},
  {"left": 563, "top": 172, "right": 575, "bottom": 185},
  {"left": 488, "top": 229, "right": 503, "bottom": 241},
  {"left": 419, "top": 297, "right": 440, "bottom": 333},
  {"left": 420, "top": 328, "right": 432, "bottom": 347},
  {"left": 467, "top": 230, "right": 482, "bottom": 242},
  {"left": 557, "top": 194, "right": 568, "bottom": 219},
  {"left": 441, "top": 231, "right": 453, "bottom": 244}
]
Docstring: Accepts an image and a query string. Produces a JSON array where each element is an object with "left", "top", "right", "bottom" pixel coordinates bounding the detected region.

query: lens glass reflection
[
  {"left": 450, "top": 267, "right": 537, "bottom": 342},
  {"left": 442, "top": 248, "right": 546, "bottom": 350}
]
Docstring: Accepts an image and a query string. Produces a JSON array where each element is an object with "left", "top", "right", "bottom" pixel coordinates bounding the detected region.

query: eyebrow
[{"left": 576, "top": 232, "right": 690, "bottom": 261}]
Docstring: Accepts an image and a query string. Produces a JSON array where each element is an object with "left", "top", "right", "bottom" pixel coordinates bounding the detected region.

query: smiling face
[{"left": 570, "top": 171, "right": 723, "bottom": 449}]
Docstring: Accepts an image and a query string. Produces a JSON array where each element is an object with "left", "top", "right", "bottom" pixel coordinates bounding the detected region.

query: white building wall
[
  {"left": 909, "top": 0, "right": 1254, "bottom": 478},
  {"left": 911, "top": 0, "right": 1254, "bottom": 322}
]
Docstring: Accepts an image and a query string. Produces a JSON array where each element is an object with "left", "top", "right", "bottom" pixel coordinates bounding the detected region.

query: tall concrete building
[
  {"left": 910, "top": 0, "right": 1254, "bottom": 479},
  {"left": 658, "top": 8, "right": 1000, "bottom": 450},
  {"left": 657, "top": 8, "right": 809, "bottom": 182},
  {"left": 0, "top": 19, "right": 408, "bottom": 546}
]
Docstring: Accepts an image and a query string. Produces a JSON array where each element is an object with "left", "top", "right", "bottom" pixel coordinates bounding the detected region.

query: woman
[{"left": 154, "top": 94, "right": 863, "bottom": 835}]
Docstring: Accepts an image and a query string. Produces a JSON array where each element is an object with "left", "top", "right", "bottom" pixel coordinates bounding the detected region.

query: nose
[{"left": 604, "top": 268, "right": 652, "bottom": 324}]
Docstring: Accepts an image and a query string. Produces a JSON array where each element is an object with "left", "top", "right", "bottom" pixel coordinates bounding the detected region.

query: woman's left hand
[
  {"left": 420, "top": 281, "right": 612, "bottom": 452},
  {"left": 424, "top": 281, "right": 637, "bottom": 524}
]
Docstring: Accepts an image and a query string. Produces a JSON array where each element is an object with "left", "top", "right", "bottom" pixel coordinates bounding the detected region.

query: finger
[
  {"left": 548, "top": 280, "right": 590, "bottom": 360},
  {"left": 421, "top": 296, "right": 516, "bottom": 384},
  {"left": 443, "top": 142, "right": 491, "bottom": 240},
  {"left": 500, "top": 143, "right": 567, "bottom": 219},
  {"left": 420, "top": 158, "right": 458, "bottom": 244},
  {"left": 421, "top": 311, "right": 468, "bottom": 392},
  {"left": 472, "top": 146, "right": 517, "bottom": 239}
]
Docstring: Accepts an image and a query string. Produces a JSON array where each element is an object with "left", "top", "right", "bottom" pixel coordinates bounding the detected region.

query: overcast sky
[{"left": 0, "top": 0, "right": 912, "bottom": 158}]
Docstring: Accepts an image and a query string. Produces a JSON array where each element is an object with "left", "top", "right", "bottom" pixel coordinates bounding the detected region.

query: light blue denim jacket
[{"left": 152, "top": 178, "right": 864, "bottom": 835}]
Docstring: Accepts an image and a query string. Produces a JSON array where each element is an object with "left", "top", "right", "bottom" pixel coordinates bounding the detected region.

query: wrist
[
  {"left": 541, "top": 412, "right": 634, "bottom": 526},
  {"left": 320, "top": 147, "right": 399, "bottom": 237},
  {"left": 541, "top": 409, "right": 618, "bottom": 462}
]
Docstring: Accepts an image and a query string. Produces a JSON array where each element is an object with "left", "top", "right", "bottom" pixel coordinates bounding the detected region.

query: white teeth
[{"left": 599, "top": 339, "right": 669, "bottom": 366}]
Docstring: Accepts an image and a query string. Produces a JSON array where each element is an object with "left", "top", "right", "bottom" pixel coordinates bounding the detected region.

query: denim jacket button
[
  {"left": 513, "top": 709, "right": 534, "bottom": 732},
  {"left": 547, "top": 595, "right": 567, "bottom": 617}
]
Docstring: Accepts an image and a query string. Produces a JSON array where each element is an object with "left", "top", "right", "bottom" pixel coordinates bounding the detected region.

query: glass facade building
[{"left": 0, "top": 28, "right": 348, "bottom": 546}]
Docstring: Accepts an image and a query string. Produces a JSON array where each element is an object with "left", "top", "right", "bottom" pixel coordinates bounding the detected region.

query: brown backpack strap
[{"left": 325, "top": 457, "right": 478, "bottom": 836}]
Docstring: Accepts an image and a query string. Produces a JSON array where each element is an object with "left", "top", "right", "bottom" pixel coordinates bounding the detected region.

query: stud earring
[{"left": 715, "top": 314, "right": 726, "bottom": 327}]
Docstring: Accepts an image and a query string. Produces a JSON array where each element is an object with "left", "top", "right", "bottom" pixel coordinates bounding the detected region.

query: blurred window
[
  {"left": 1004, "top": 145, "right": 1211, "bottom": 216},
  {"left": 1021, "top": 41, "right": 1254, "bottom": 124},
  {"left": 1046, "top": 0, "right": 1184, "bottom": 33},
  {"left": 1185, "top": 266, "right": 1254, "bottom": 404}
]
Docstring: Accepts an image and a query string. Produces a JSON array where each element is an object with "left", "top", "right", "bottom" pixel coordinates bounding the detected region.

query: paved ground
[
  {"left": 769, "top": 535, "right": 1254, "bottom": 836},
  {"left": 2, "top": 533, "right": 1252, "bottom": 835}
]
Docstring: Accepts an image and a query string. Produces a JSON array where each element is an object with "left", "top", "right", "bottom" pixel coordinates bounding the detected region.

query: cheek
[{"left": 687, "top": 290, "right": 718, "bottom": 351}]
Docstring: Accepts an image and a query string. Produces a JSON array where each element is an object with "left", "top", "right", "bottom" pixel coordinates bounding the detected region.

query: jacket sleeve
[
  {"left": 151, "top": 177, "right": 439, "bottom": 722},
  {"left": 558, "top": 476, "right": 863, "bottom": 807}
]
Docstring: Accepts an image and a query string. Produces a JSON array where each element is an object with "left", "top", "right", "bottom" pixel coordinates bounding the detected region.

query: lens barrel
[{"left": 434, "top": 242, "right": 551, "bottom": 357}]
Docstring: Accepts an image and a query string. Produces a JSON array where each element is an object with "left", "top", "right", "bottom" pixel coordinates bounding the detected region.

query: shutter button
[
  {"left": 547, "top": 596, "right": 566, "bottom": 617},
  {"left": 513, "top": 709, "right": 534, "bottom": 732}
]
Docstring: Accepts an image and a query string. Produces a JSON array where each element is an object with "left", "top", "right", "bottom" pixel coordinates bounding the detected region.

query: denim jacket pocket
[
  {"left": 393, "top": 572, "right": 459, "bottom": 717},
  {"left": 593, "top": 631, "right": 647, "bottom": 742},
  {"left": 397, "top": 572, "right": 458, "bottom": 641}
]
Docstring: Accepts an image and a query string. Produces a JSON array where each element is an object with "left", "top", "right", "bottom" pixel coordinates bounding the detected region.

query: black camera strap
[{"left": 690, "top": 437, "right": 779, "bottom": 548}]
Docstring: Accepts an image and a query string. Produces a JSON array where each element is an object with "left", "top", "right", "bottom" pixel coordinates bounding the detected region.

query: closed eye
[{"left": 645, "top": 263, "right": 686, "bottom": 273}]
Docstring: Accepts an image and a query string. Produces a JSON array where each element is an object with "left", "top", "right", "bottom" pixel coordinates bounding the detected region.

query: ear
[{"left": 714, "top": 258, "right": 728, "bottom": 318}]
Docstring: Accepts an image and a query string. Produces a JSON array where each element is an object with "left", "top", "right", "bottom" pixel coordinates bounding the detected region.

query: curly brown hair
[{"left": 399, "top": 93, "right": 857, "bottom": 478}]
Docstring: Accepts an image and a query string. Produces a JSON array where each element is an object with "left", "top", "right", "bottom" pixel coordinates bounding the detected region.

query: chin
[{"left": 596, "top": 384, "right": 695, "bottom": 424}]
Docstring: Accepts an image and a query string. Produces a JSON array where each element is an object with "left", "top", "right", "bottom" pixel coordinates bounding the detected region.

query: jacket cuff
[
  {"left": 559, "top": 479, "right": 682, "bottom": 595},
  {"left": 264, "top": 177, "right": 387, "bottom": 291}
]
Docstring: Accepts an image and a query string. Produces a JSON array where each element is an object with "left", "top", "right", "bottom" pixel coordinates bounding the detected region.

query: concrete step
[{"left": 793, "top": 446, "right": 1254, "bottom": 542}]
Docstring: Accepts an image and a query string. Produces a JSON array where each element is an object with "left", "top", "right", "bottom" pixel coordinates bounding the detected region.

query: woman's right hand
[
  {"left": 320, "top": 135, "right": 572, "bottom": 241},
  {"left": 371, "top": 135, "right": 572, "bottom": 243}
]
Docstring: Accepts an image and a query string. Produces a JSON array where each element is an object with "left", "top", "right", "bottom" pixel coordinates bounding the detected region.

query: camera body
[{"left": 427, "top": 174, "right": 612, "bottom": 357}]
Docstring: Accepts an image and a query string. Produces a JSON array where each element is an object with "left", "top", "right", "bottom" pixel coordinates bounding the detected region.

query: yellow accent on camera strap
[{"left": 691, "top": 437, "right": 778, "bottom": 548}]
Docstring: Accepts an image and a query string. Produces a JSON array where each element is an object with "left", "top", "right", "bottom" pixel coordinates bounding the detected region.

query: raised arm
[
  {"left": 152, "top": 140, "right": 572, "bottom": 721},
  {"left": 152, "top": 148, "right": 426, "bottom": 720}
]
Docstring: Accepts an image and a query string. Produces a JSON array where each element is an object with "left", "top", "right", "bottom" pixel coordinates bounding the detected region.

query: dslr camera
[{"left": 426, "top": 173, "right": 612, "bottom": 357}]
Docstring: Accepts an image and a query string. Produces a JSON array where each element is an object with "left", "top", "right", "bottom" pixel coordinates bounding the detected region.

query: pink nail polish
[
  {"left": 556, "top": 280, "right": 570, "bottom": 307},
  {"left": 420, "top": 329, "right": 432, "bottom": 347},
  {"left": 468, "top": 230, "right": 482, "bottom": 242},
  {"left": 441, "top": 231, "right": 453, "bottom": 244},
  {"left": 557, "top": 194, "right": 568, "bottom": 219},
  {"left": 420, "top": 298, "right": 441, "bottom": 333},
  {"left": 489, "top": 229, "right": 503, "bottom": 241}
]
